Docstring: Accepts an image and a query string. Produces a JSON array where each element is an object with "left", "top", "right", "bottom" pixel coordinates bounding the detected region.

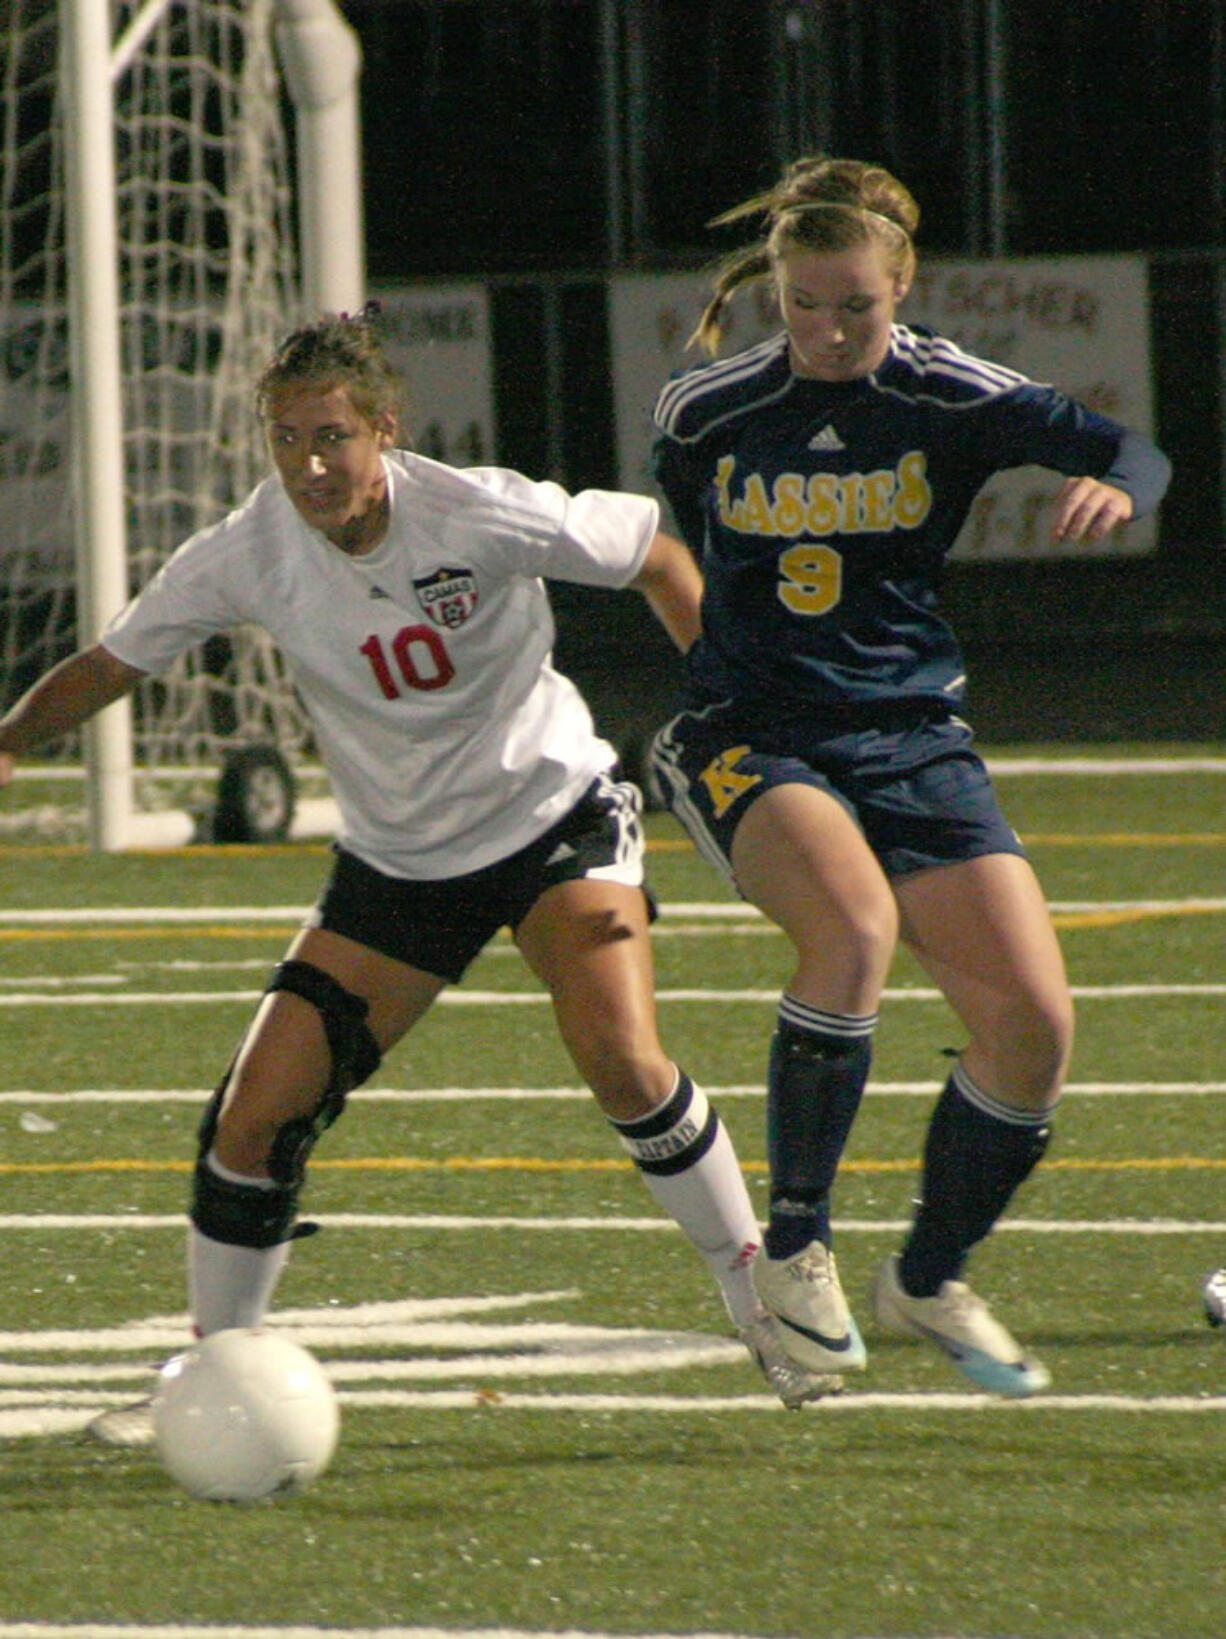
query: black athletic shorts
[{"left": 308, "top": 771, "right": 650, "bottom": 983}]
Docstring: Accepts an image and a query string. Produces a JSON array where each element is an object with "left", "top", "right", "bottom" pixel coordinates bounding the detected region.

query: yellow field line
[
  {"left": 1051, "top": 904, "right": 1226, "bottom": 930},
  {"left": 3, "top": 901, "right": 1225, "bottom": 943},
  {"left": 3, "top": 832, "right": 1226, "bottom": 863},
  {"left": 0, "top": 1155, "right": 1223, "bottom": 1177}
]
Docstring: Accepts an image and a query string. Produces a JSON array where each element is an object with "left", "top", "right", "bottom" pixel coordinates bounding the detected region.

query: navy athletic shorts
[
  {"left": 650, "top": 697, "right": 1024, "bottom": 884},
  {"left": 308, "top": 771, "right": 651, "bottom": 983}
]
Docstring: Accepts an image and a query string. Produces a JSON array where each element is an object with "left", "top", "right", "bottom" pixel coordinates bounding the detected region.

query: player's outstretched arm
[
  {"left": 0, "top": 644, "right": 147, "bottom": 788},
  {"left": 1050, "top": 476, "right": 1136, "bottom": 545},
  {"left": 629, "top": 529, "right": 704, "bottom": 654}
]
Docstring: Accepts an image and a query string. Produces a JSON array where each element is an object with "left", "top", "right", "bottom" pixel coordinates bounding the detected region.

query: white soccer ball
[
  {"left": 152, "top": 1328, "right": 339, "bottom": 1502},
  {"left": 1204, "top": 1268, "right": 1226, "bottom": 1328}
]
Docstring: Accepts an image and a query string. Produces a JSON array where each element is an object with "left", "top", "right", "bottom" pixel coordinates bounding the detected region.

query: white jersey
[{"left": 103, "top": 451, "right": 659, "bottom": 878}]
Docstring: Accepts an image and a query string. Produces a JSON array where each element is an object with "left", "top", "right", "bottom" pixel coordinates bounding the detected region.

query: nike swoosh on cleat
[
  {"left": 904, "top": 1318, "right": 1030, "bottom": 1380},
  {"left": 777, "top": 1315, "right": 857, "bottom": 1354},
  {"left": 904, "top": 1318, "right": 972, "bottom": 1361}
]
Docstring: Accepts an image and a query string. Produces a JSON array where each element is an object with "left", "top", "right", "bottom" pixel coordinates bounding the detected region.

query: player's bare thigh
[
  {"left": 515, "top": 876, "right": 674, "bottom": 1122},
  {"left": 730, "top": 781, "right": 898, "bottom": 1013},
  {"left": 210, "top": 925, "right": 445, "bottom": 1175},
  {"left": 893, "top": 852, "right": 1073, "bottom": 1108}
]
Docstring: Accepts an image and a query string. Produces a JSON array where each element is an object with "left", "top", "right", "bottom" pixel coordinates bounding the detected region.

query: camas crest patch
[{"left": 413, "top": 566, "right": 479, "bottom": 630}]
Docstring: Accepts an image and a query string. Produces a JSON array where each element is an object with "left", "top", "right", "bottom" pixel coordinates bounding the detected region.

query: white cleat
[
  {"left": 85, "top": 1398, "right": 156, "bottom": 1447},
  {"left": 873, "top": 1255, "right": 1050, "bottom": 1398},
  {"left": 738, "top": 1314, "right": 843, "bottom": 1410},
  {"left": 753, "top": 1241, "right": 867, "bottom": 1373}
]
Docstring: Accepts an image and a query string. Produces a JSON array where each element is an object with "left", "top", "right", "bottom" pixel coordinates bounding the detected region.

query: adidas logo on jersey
[
  {"left": 368, "top": 585, "right": 392, "bottom": 599},
  {"left": 808, "top": 424, "right": 845, "bottom": 452}
]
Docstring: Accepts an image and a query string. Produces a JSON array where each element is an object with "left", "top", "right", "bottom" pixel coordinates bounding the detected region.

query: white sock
[
  {"left": 189, "top": 1226, "right": 291, "bottom": 1335},
  {"left": 616, "top": 1075, "right": 765, "bottom": 1330},
  {"left": 189, "top": 1153, "right": 291, "bottom": 1334}
]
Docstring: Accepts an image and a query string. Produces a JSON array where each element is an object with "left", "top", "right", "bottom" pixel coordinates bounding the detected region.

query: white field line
[
  {"left": 1, "top": 1283, "right": 1224, "bottom": 1439},
  {"left": 0, "top": 1214, "right": 1223, "bottom": 1235},
  {"left": 261, "top": 1389, "right": 1226, "bottom": 1412},
  {"left": 5, "top": 1387, "right": 1226, "bottom": 1411},
  {"left": 4, "top": 982, "right": 1226, "bottom": 1005},
  {"left": 0, "top": 905, "right": 313, "bottom": 924},
  {"left": 2, "top": 1081, "right": 1225, "bottom": 1103},
  {"left": 4, "top": 1388, "right": 1226, "bottom": 1443},
  {"left": 5, "top": 895, "right": 1226, "bottom": 926},
  {"left": 14, "top": 754, "right": 1226, "bottom": 779},
  {"left": 2, "top": 1286, "right": 1226, "bottom": 1435},
  {"left": 0, "top": 1322, "right": 738, "bottom": 1371},
  {"left": 987, "top": 757, "right": 1226, "bottom": 774}
]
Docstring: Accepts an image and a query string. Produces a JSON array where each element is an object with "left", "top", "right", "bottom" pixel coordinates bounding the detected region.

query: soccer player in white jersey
[
  {"left": 0, "top": 305, "right": 837, "bottom": 1438},
  {"left": 648, "top": 157, "right": 1171, "bottom": 1397}
]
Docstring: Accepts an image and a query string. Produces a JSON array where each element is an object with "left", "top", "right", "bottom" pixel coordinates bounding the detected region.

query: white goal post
[{"left": 1, "top": 0, "right": 364, "bottom": 848}]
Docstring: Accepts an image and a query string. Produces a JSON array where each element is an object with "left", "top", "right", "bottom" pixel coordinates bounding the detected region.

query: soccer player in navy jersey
[{"left": 650, "top": 156, "right": 1172, "bottom": 1396}]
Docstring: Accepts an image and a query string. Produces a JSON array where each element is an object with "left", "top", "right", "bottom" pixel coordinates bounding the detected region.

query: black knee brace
[
  {"left": 190, "top": 958, "right": 382, "bottom": 1247},
  {"left": 190, "top": 1158, "right": 299, "bottom": 1249},
  {"left": 261, "top": 958, "right": 382, "bottom": 1184}
]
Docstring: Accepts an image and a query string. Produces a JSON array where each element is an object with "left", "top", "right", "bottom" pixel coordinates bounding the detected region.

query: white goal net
[{"left": 1, "top": 0, "right": 359, "bottom": 839}]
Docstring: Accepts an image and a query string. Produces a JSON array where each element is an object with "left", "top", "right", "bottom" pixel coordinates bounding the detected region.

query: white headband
[{"left": 782, "top": 201, "right": 911, "bottom": 240}]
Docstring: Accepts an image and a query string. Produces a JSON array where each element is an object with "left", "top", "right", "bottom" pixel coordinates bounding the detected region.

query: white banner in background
[
  {"left": 609, "top": 255, "right": 1159, "bottom": 558},
  {"left": 370, "top": 283, "right": 494, "bottom": 469},
  {"left": 609, "top": 272, "right": 779, "bottom": 500},
  {"left": 0, "top": 287, "right": 497, "bottom": 569}
]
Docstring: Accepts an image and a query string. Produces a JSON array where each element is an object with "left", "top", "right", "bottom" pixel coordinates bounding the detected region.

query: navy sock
[
  {"left": 898, "top": 1064, "right": 1054, "bottom": 1297},
  {"left": 764, "top": 997, "right": 876, "bottom": 1260}
]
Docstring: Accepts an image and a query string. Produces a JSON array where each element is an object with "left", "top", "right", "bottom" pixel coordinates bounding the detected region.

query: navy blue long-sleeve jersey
[{"left": 652, "top": 325, "right": 1171, "bottom": 713}]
